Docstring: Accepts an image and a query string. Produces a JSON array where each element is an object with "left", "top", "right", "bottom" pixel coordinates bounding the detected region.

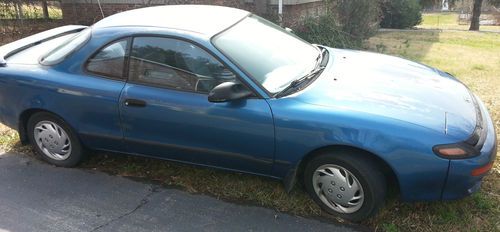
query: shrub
[
  {"left": 294, "top": 14, "right": 361, "bottom": 49},
  {"left": 294, "top": 0, "right": 381, "bottom": 49},
  {"left": 380, "top": 0, "right": 422, "bottom": 29},
  {"left": 332, "top": 0, "right": 381, "bottom": 40}
]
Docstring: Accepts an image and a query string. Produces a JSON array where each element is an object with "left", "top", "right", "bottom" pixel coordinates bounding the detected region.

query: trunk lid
[{"left": 0, "top": 25, "right": 86, "bottom": 66}]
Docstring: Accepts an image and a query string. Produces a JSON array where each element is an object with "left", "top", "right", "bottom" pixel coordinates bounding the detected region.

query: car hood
[{"left": 294, "top": 48, "right": 477, "bottom": 140}]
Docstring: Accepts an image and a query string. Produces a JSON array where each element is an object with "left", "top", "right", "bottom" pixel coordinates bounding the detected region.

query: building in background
[
  {"left": 60, "top": 0, "right": 326, "bottom": 26},
  {"left": 442, "top": 0, "right": 449, "bottom": 11}
]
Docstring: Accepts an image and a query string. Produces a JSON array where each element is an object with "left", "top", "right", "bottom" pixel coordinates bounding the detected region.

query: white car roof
[{"left": 92, "top": 5, "right": 250, "bottom": 36}]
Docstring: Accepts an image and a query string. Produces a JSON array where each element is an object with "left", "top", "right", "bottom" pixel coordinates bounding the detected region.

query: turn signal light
[
  {"left": 435, "top": 147, "right": 468, "bottom": 157},
  {"left": 471, "top": 162, "right": 494, "bottom": 176},
  {"left": 433, "top": 143, "right": 479, "bottom": 159},
  {"left": 432, "top": 143, "right": 478, "bottom": 159}
]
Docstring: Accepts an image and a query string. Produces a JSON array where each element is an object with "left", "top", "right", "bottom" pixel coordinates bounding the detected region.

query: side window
[
  {"left": 129, "top": 37, "right": 237, "bottom": 93},
  {"left": 86, "top": 39, "right": 128, "bottom": 79}
]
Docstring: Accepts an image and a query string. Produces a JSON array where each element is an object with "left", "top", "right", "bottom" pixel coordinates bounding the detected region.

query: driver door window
[{"left": 129, "top": 37, "right": 237, "bottom": 93}]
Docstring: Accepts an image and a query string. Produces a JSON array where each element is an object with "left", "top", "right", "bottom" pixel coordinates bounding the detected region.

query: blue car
[{"left": 0, "top": 5, "right": 496, "bottom": 221}]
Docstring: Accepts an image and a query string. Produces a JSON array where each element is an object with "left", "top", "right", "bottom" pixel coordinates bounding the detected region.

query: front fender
[{"left": 269, "top": 98, "right": 452, "bottom": 201}]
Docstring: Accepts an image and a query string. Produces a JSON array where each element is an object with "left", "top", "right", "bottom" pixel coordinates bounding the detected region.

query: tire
[
  {"left": 27, "top": 112, "right": 85, "bottom": 167},
  {"left": 304, "top": 151, "right": 386, "bottom": 222}
]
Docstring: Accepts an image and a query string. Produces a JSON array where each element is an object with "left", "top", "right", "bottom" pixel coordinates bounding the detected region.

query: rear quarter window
[
  {"left": 40, "top": 28, "right": 91, "bottom": 66},
  {"left": 86, "top": 39, "right": 129, "bottom": 79}
]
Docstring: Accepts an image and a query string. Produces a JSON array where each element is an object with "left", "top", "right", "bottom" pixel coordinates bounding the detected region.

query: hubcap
[
  {"left": 312, "top": 164, "right": 364, "bottom": 214},
  {"left": 33, "top": 121, "right": 72, "bottom": 161}
]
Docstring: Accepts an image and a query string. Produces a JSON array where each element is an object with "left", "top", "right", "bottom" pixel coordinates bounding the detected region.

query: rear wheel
[
  {"left": 27, "top": 112, "right": 85, "bottom": 167},
  {"left": 304, "top": 151, "right": 386, "bottom": 222}
]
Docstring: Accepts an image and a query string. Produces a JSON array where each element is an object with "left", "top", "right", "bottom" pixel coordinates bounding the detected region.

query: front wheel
[
  {"left": 304, "top": 151, "right": 386, "bottom": 222},
  {"left": 27, "top": 112, "right": 85, "bottom": 167}
]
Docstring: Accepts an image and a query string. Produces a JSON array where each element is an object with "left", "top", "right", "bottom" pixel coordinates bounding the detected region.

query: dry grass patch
[
  {"left": 0, "top": 124, "right": 19, "bottom": 151},
  {"left": 366, "top": 30, "right": 500, "bottom": 232}
]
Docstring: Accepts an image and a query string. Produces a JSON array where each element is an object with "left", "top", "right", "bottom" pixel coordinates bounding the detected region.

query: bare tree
[
  {"left": 41, "top": 0, "right": 49, "bottom": 19},
  {"left": 469, "top": 0, "right": 483, "bottom": 30}
]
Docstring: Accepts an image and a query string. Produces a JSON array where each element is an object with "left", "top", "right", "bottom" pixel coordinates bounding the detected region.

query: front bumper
[{"left": 441, "top": 96, "right": 497, "bottom": 200}]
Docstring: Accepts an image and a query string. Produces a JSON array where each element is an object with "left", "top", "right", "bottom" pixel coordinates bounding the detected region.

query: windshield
[
  {"left": 40, "top": 28, "right": 91, "bottom": 65},
  {"left": 212, "top": 15, "right": 319, "bottom": 94}
]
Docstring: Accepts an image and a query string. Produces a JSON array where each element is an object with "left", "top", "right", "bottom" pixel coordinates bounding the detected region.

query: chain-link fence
[
  {"left": 59, "top": 0, "right": 257, "bottom": 26},
  {"left": 0, "top": 1, "right": 63, "bottom": 44},
  {"left": 0, "top": 0, "right": 330, "bottom": 45},
  {"left": 0, "top": 0, "right": 61, "bottom": 19}
]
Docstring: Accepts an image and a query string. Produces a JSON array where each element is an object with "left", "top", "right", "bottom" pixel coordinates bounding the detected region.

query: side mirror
[
  {"left": 285, "top": 27, "right": 294, "bottom": 34},
  {"left": 208, "top": 82, "right": 253, "bottom": 103}
]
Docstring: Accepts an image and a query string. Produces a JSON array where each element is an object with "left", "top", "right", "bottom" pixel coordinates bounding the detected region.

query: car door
[
  {"left": 72, "top": 38, "right": 131, "bottom": 151},
  {"left": 119, "top": 36, "right": 275, "bottom": 175}
]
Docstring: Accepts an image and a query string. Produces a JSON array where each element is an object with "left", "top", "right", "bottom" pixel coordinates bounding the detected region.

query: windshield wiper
[{"left": 275, "top": 45, "right": 327, "bottom": 98}]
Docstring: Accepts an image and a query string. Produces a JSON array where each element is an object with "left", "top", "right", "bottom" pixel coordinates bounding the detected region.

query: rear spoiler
[{"left": 0, "top": 25, "right": 87, "bottom": 67}]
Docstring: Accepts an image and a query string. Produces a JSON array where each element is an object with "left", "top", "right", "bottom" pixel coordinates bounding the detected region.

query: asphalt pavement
[{"left": 0, "top": 151, "right": 365, "bottom": 232}]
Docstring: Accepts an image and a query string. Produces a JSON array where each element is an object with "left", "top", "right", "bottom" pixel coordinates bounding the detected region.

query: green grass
[
  {"left": 418, "top": 12, "right": 500, "bottom": 32},
  {"left": 1, "top": 29, "right": 500, "bottom": 231},
  {"left": 382, "top": 223, "right": 399, "bottom": 232},
  {"left": 421, "top": 12, "right": 459, "bottom": 26}
]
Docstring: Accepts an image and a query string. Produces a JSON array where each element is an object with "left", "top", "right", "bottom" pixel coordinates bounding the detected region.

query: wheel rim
[
  {"left": 33, "top": 121, "right": 72, "bottom": 161},
  {"left": 312, "top": 164, "right": 364, "bottom": 214}
]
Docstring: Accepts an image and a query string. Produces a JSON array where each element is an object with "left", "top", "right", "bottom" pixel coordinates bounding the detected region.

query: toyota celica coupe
[{"left": 0, "top": 5, "right": 496, "bottom": 221}]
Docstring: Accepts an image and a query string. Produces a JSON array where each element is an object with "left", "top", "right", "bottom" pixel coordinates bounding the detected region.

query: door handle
[{"left": 124, "top": 99, "right": 147, "bottom": 107}]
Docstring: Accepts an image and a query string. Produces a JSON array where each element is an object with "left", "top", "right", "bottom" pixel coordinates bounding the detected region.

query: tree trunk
[
  {"left": 42, "top": 0, "right": 50, "bottom": 20},
  {"left": 16, "top": 1, "right": 23, "bottom": 20},
  {"left": 469, "top": 0, "right": 483, "bottom": 31},
  {"left": 13, "top": 2, "right": 19, "bottom": 19}
]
